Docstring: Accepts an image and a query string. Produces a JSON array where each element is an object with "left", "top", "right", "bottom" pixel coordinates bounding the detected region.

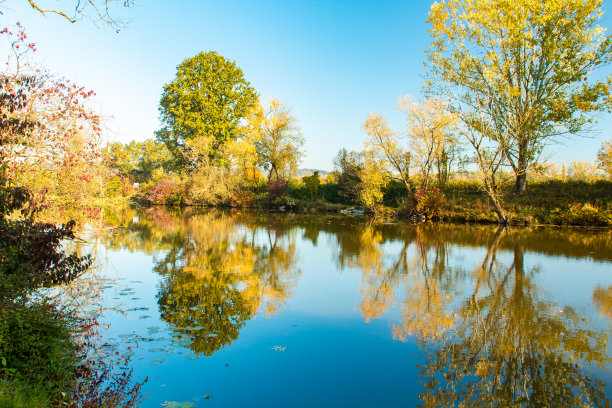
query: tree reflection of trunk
[{"left": 417, "top": 230, "right": 610, "bottom": 408}]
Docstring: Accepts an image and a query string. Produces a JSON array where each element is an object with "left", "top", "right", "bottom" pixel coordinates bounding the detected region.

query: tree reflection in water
[
  {"left": 104, "top": 210, "right": 611, "bottom": 405},
  {"left": 105, "top": 208, "right": 300, "bottom": 356},
  {"left": 350, "top": 225, "right": 610, "bottom": 407}
]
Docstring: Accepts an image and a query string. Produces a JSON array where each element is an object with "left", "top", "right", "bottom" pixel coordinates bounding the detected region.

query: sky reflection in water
[{"left": 97, "top": 208, "right": 612, "bottom": 407}]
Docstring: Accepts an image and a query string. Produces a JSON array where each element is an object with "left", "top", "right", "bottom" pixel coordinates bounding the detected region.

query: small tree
[
  {"left": 400, "top": 97, "right": 458, "bottom": 188},
  {"left": 363, "top": 113, "right": 411, "bottom": 194},
  {"left": 249, "top": 98, "right": 304, "bottom": 182},
  {"left": 596, "top": 139, "right": 612, "bottom": 179},
  {"left": 302, "top": 171, "right": 320, "bottom": 203},
  {"left": 333, "top": 148, "right": 363, "bottom": 202},
  {"left": 104, "top": 139, "right": 174, "bottom": 183}
]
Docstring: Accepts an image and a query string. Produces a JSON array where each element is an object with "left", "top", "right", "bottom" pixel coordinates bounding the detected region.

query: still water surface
[{"left": 96, "top": 208, "right": 612, "bottom": 407}]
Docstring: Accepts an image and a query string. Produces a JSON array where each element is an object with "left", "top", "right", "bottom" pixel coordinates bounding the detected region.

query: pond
[{"left": 94, "top": 208, "right": 612, "bottom": 407}]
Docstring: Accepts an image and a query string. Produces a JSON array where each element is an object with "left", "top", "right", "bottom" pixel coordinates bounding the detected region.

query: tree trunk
[
  {"left": 514, "top": 172, "right": 527, "bottom": 194},
  {"left": 514, "top": 141, "right": 528, "bottom": 194},
  {"left": 490, "top": 196, "right": 509, "bottom": 225},
  {"left": 484, "top": 179, "right": 509, "bottom": 225}
]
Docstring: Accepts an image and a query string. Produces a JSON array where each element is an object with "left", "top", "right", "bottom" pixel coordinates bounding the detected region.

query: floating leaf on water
[
  {"left": 123, "top": 351, "right": 135, "bottom": 357},
  {"left": 130, "top": 280, "right": 144, "bottom": 284},
  {"left": 138, "top": 315, "right": 151, "bottom": 320},
  {"left": 118, "top": 334, "right": 134, "bottom": 339},
  {"left": 148, "top": 348, "right": 165, "bottom": 353},
  {"left": 127, "top": 307, "right": 149, "bottom": 312},
  {"left": 189, "top": 306, "right": 200, "bottom": 311},
  {"left": 184, "top": 326, "right": 204, "bottom": 331},
  {"left": 101, "top": 342, "right": 118, "bottom": 349},
  {"left": 185, "top": 354, "right": 199, "bottom": 360},
  {"left": 147, "top": 326, "right": 160, "bottom": 334},
  {"left": 100, "top": 285, "right": 114, "bottom": 289},
  {"left": 151, "top": 358, "right": 166, "bottom": 365},
  {"left": 204, "top": 333, "right": 218, "bottom": 338},
  {"left": 271, "top": 345, "right": 288, "bottom": 352},
  {"left": 162, "top": 402, "right": 196, "bottom": 408},
  {"left": 131, "top": 297, "right": 141, "bottom": 300}
]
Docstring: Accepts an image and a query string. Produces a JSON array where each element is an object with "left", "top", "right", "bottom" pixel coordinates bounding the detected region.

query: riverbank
[{"left": 137, "top": 179, "right": 612, "bottom": 227}]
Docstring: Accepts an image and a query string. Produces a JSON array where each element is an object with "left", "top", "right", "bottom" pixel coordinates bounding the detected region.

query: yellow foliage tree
[
  {"left": 596, "top": 139, "right": 612, "bottom": 179},
  {"left": 363, "top": 113, "right": 411, "bottom": 195},
  {"left": 248, "top": 98, "right": 304, "bottom": 182},
  {"left": 569, "top": 160, "right": 603, "bottom": 181},
  {"left": 400, "top": 97, "right": 459, "bottom": 188},
  {"left": 427, "top": 0, "right": 612, "bottom": 194}
]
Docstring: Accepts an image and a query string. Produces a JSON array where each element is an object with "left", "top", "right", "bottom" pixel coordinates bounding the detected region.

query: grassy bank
[
  {"left": 264, "top": 179, "right": 612, "bottom": 227},
  {"left": 441, "top": 180, "right": 612, "bottom": 226}
]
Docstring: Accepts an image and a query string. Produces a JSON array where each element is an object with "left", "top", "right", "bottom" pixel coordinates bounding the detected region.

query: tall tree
[
  {"left": 156, "top": 51, "right": 258, "bottom": 169},
  {"left": 426, "top": 0, "right": 612, "bottom": 193},
  {"left": 249, "top": 98, "right": 304, "bottom": 181}
]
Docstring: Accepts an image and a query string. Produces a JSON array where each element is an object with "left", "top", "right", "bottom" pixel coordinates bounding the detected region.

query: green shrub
[{"left": 0, "top": 302, "right": 77, "bottom": 402}]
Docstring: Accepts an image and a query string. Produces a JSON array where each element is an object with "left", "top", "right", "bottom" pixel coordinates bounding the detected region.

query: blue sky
[{"left": 2, "top": 0, "right": 611, "bottom": 171}]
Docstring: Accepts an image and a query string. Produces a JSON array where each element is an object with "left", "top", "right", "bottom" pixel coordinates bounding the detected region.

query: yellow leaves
[
  {"left": 248, "top": 98, "right": 304, "bottom": 181},
  {"left": 596, "top": 138, "right": 612, "bottom": 178},
  {"left": 358, "top": 152, "right": 388, "bottom": 209}
]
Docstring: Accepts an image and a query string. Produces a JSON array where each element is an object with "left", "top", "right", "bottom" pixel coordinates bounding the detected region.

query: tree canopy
[
  {"left": 156, "top": 51, "right": 258, "bottom": 169},
  {"left": 426, "top": 0, "right": 612, "bottom": 193}
]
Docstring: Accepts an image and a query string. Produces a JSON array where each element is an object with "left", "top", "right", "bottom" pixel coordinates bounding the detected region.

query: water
[{"left": 94, "top": 208, "right": 612, "bottom": 407}]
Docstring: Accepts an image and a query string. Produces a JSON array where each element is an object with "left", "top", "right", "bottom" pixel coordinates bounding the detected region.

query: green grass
[{"left": 284, "top": 179, "right": 612, "bottom": 226}]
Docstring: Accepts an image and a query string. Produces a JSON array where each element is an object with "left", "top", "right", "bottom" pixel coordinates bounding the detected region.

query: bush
[
  {"left": 0, "top": 302, "right": 77, "bottom": 400},
  {"left": 184, "top": 166, "right": 236, "bottom": 206},
  {"left": 143, "top": 177, "right": 184, "bottom": 206},
  {"left": 266, "top": 180, "right": 288, "bottom": 206},
  {"left": 412, "top": 186, "right": 448, "bottom": 219}
]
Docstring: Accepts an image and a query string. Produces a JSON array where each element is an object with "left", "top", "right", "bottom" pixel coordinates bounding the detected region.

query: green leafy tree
[
  {"left": 426, "top": 0, "right": 612, "bottom": 194},
  {"left": 104, "top": 139, "right": 174, "bottom": 183},
  {"left": 333, "top": 148, "right": 363, "bottom": 203},
  {"left": 302, "top": 171, "right": 320, "bottom": 202},
  {"left": 156, "top": 51, "right": 258, "bottom": 169}
]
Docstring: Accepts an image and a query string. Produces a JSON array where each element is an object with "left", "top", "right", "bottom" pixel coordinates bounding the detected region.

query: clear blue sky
[{"left": 2, "top": 0, "right": 611, "bottom": 171}]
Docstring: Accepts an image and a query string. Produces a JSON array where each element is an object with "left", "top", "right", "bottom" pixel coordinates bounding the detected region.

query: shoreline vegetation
[{"left": 129, "top": 177, "right": 612, "bottom": 228}]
